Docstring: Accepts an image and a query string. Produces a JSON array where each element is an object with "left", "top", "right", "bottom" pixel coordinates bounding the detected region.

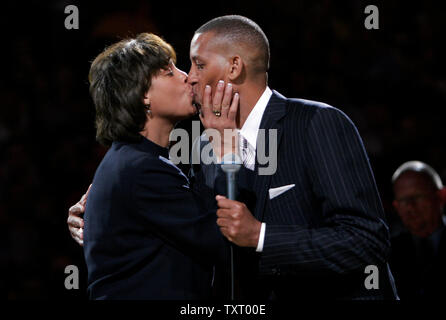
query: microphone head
[{"left": 221, "top": 153, "right": 242, "bottom": 173}]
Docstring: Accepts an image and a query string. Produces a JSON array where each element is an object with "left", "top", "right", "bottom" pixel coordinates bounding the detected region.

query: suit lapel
[{"left": 253, "top": 90, "right": 287, "bottom": 220}]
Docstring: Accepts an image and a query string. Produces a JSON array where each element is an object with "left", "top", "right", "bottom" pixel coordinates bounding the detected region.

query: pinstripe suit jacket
[{"left": 191, "top": 90, "right": 398, "bottom": 300}]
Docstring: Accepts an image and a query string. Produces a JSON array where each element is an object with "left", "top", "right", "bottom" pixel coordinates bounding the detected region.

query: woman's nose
[{"left": 176, "top": 68, "right": 188, "bottom": 82}]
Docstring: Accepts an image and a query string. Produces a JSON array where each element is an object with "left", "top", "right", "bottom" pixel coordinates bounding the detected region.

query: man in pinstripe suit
[{"left": 188, "top": 15, "right": 398, "bottom": 299}]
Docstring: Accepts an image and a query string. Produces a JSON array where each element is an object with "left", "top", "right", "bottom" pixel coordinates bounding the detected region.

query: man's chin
[{"left": 411, "top": 227, "right": 431, "bottom": 238}]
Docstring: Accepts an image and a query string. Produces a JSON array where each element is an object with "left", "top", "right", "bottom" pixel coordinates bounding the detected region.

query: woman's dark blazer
[{"left": 83, "top": 136, "right": 225, "bottom": 300}]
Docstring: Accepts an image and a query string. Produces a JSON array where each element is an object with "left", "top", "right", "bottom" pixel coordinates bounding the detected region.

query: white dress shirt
[{"left": 238, "top": 87, "right": 272, "bottom": 252}]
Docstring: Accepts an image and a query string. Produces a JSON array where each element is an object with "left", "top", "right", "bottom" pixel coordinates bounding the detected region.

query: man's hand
[
  {"left": 67, "top": 184, "right": 91, "bottom": 246},
  {"left": 216, "top": 195, "right": 261, "bottom": 247}
]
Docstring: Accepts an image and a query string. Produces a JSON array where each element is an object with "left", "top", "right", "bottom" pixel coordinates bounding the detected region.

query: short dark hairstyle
[
  {"left": 195, "top": 15, "right": 270, "bottom": 73},
  {"left": 88, "top": 33, "right": 176, "bottom": 146}
]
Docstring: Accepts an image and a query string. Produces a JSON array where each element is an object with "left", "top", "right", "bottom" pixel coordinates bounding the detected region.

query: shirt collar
[{"left": 239, "top": 86, "right": 272, "bottom": 150}]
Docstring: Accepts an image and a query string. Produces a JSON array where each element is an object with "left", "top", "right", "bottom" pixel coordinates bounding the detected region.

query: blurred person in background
[{"left": 390, "top": 160, "right": 446, "bottom": 299}]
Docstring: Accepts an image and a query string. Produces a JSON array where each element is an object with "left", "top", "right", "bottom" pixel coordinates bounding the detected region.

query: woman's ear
[
  {"left": 143, "top": 90, "right": 152, "bottom": 117},
  {"left": 227, "top": 55, "right": 244, "bottom": 82},
  {"left": 143, "top": 90, "right": 151, "bottom": 106}
]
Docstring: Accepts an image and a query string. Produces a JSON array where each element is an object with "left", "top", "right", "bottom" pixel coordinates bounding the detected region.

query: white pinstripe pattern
[
  {"left": 259, "top": 104, "right": 390, "bottom": 273},
  {"left": 192, "top": 90, "right": 397, "bottom": 299}
]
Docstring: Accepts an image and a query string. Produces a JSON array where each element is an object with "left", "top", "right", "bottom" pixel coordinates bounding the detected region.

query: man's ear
[
  {"left": 392, "top": 200, "right": 399, "bottom": 212},
  {"left": 437, "top": 187, "right": 446, "bottom": 205},
  {"left": 227, "top": 55, "right": 244, "bottom": 82}
]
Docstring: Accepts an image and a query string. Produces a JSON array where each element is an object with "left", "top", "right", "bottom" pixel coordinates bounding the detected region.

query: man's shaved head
[
  {"left": 392, "top": 160, "right": 443, "bottom": 191},
  {"left": 195, "top": 15, "right": 270, "bottom": 74},
  {"left": 392, "top": 161, "right": 445, "bottom": 238}
]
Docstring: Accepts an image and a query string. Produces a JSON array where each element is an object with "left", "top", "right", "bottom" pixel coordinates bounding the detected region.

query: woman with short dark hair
[{"left": 83, "top": 33, "right": 236, "bottom": 299}]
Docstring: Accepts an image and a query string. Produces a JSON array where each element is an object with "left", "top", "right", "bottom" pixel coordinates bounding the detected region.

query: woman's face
[{"left": 145, "top": 62, "right": 197, "bottom": 121}]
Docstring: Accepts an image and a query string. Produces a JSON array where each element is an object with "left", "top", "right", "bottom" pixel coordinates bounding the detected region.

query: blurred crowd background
[{"left": 1, "top": 0, "right": 445, "bottom": 299}]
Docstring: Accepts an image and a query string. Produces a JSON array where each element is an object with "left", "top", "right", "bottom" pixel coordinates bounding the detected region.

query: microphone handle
[
  {"left": 226, "top": 171, "right": 237, "bottom": 201},
  {"left": 225, "top": 171, "right": 237, "bottom": 301}
]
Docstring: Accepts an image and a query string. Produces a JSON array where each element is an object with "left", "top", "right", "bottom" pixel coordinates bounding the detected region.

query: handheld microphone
[
  {"left": 221, "top": 153, "right": 242, "bottom": 200},
  {"left": 220, "top": 153, "right": 242, "bottom": 300}
]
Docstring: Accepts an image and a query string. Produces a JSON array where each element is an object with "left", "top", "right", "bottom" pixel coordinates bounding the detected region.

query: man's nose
[
  {"left": 401, "top": 205, "right": 418, "bottom": 218},
  {"left": 187, "top": 68, "right": 197, "bottom": 85}
]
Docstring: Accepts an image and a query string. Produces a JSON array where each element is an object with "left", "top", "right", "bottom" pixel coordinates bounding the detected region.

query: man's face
[
  {"left": 393, "top": 171, "right": 443, "bottom": 238},
  {"left": 188, "top": 32, "right": 230, "bottom": 107}
]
